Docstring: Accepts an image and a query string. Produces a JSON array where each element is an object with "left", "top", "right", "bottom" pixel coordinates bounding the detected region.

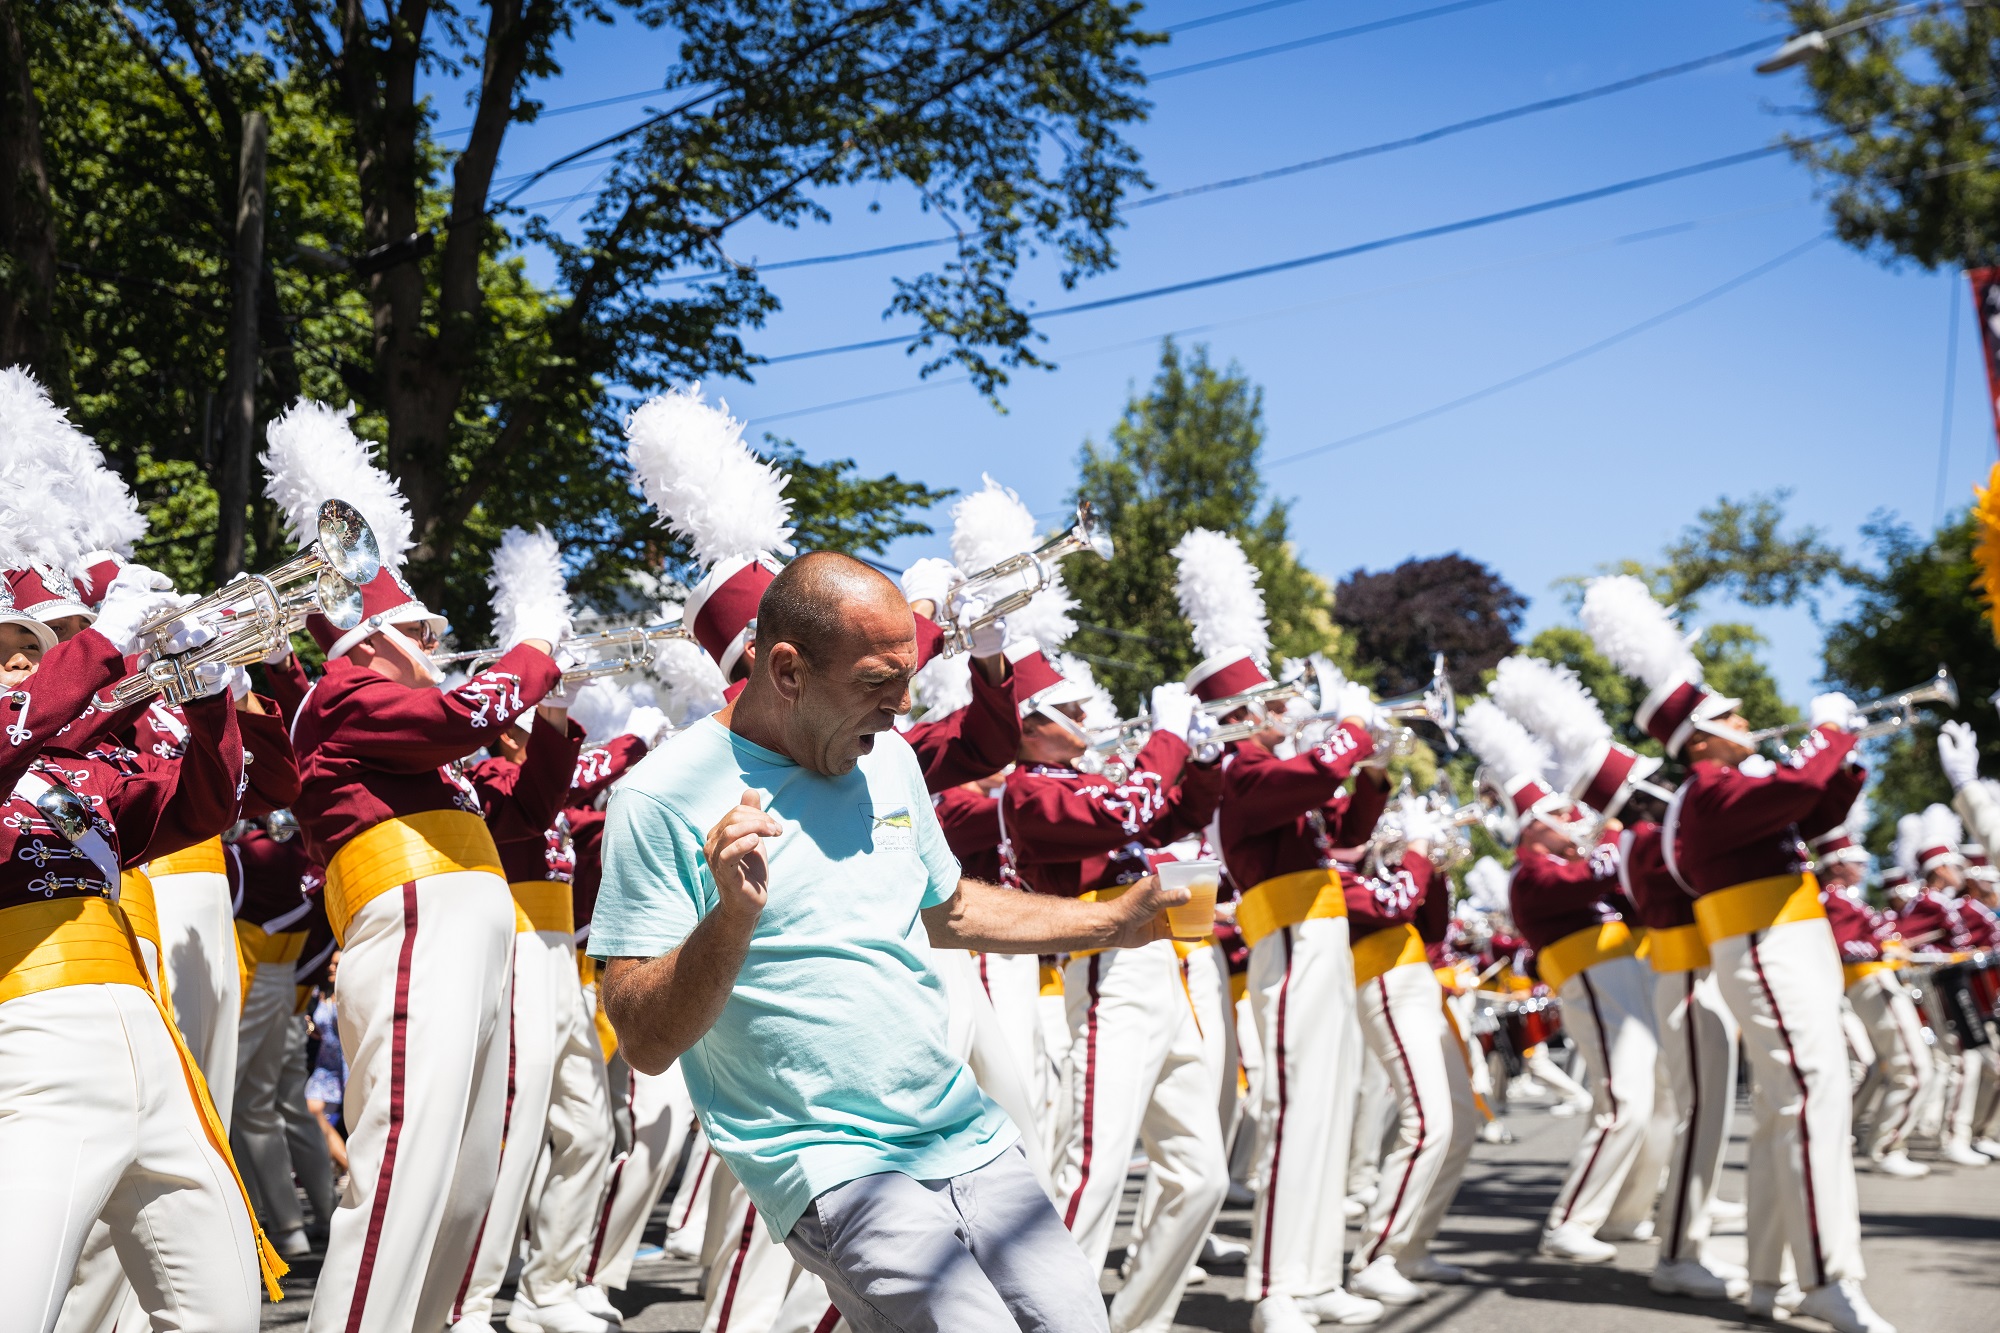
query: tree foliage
[
  {"left": 1333, "top": 555, "right": 1525, "bottom": 698},
  {"left": 1063, "top": 340, "right": 1341, "bottom": 714},
  {"left": 1565, "top": 489, "right": 1856, "bottom": 614}
]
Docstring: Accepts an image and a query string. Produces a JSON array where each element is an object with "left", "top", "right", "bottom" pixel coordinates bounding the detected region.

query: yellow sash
[
  {"left": 0, "top": 897, "right": 288, "bottom": 1298},
  {"left": 1172, "top": 937, "right": 1213, "bottom": 959},
  {"left": 324, "top": 811, "right": 502, "bottom": 945},
  {"left": 511, "top": 881, "right": 575, "bottom": 936},
  {"left": 1693, "top": 872, "right": 1823, "bottom": 947},
  {"left": 1642, "top": 922, "right": 1710, "bottom": 973},
  {"left": 578, "top": 950, "right": 598, "bottom": 989},
  {"left": 1236, "top": 868, "right": 1346, "bottom": 951},
  {"left": 119, "top": 869, "right": 159, "bottom": 953},
  {"left": 1539, "top": 920, "right": 1638, "bottom": 992},
  {"left": 145, "top": 836, "right": 227, "bottom": 878},
  {"left": 1844, "top": 959, "right": 1897, "bottom": 988},
  {"left": 1352, "top": 923, "right": 1427, "bottom": 988},
  {"left": 1039, "top": 961, "right": 1064, "bottom": 997}
]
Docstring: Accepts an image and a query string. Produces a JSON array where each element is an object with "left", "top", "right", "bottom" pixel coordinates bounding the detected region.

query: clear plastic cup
[{"left": 1157, "top": 859, "right": 1221, "bottom": 940}]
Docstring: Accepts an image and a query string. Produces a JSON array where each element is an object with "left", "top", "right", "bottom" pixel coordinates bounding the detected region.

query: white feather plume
[
  {"left": 567, "top": 677, "right": 633, "bottom": 742},
  {"left": 912, "top": 650, "right": 975, "bottom": 720},
  {"left": 1922, "top": 802, "right": 1964, "bottom": 858},
  {"left": 625, "top": 384, "right": 794, "bottom": 570},
  {"left": 1460, "top": 698, "right": 1555, "bottom": 783},
  {"left": 1463, "top": 856, "right": 1510, "bottom": 914},
  {"left": 0, "top": 366, "right": 143, "bottom": 571},
  {"left": 1579, "top": 575, "right": 1698, "bottom": 690},
  {"left": 488, "top": 525, "right": 571, "bottom": 650},
  {"left": 1490, "top": 655, "right": 1612, "bottom": 782},
  {"left": 260, "top": 398, "right": 414, "bottom": 561},
  {"left": 1005, "top": 576, "right": 1078, "bottom": 652},
  {"left": 1054, "top": 651, "right": 1120, "bottom": 730},
  {"left": 1893, "top": 812, "right": 1925, "bottom": 881},
  {"left": 1842, "top": 788, "right": 1872, "bottom": 846},
  {"left": 644, "top": 602, "right": 729, "bottom": 726},
  {"left": 950, "top": 475, "right": 1039, "bottom": 574},
  {"left": 1172, "top": 528, "right": 1270, "bottom": 664}
]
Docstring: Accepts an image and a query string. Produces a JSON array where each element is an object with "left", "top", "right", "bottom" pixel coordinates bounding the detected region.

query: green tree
[
  {"left": 1563, "top": 490, "right": 1856, "bottom": 614},
  {"left": 1063, "top": 340, "right": 1341, "bottom": 713}
]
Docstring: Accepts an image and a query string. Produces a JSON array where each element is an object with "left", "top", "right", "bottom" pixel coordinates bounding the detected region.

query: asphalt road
[{"left": 262, "top": 1087, "right": 2000, "bottom": 1331}]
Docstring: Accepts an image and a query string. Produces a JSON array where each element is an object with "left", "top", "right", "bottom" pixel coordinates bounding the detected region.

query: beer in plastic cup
[{"left": 1157, "top": 859, "right": 1221, "bottom": 939}]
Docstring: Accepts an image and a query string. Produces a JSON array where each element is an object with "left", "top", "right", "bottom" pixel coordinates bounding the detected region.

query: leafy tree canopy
[{"left": 1333, "top": 554, "right": 1525, "bottom": 698}]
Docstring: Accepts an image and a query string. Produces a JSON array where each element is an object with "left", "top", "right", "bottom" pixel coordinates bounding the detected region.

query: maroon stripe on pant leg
[
  {"left": 714, "top": 1205, "right": 759, "bottom": 1331},
  {"left": 1747, "top": 931, "right": 1826, "bottom": 1288},
  {"left": 1557, "top": 971, "right": 1619, "bottom": 1227},
  {"left": 586, "top": 1067, "right": 642, "bottom": 1281},
  {"left": 452, "top": 952, "right": 522, "bottom": 1317},
  {"left": 676, "top": 1146, "right": 712, "bottom": 1230},
  {"left": 978, "top": 952, "right": 990, "bottom": 998},
  {"left": 1366, "top": 971, "right": 1428, "bottom": 1264},
  {"left": 812, "top": 1306, "right": 841, "bottom": 1333},
  {"left": 1664, "top": 971, "right": 1701, "bottom": 1263},
  {"left": 1258, "top": 928, "right": 1295, "bottom": 1299},
  {"left": 345, "top": 883, "right": 421, "bottom": 1333},
  {"left": 1062, "top": 954, "right": 1104, "bottom": 1230}
]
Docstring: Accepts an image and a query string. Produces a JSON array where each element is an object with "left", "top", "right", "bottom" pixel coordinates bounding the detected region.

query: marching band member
[
  {"left": 264, "top": 402, "right": 568, "bottom": 1333},
  {"left": 1583, "top": 575, "right": 1890, "bottom": 1333},
  {"left": 1343, "top": 801, "right": 1475, "bottom": 1305}
]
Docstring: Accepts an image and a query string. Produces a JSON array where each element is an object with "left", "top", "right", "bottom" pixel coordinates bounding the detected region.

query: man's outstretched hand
[
  {"left": 706, "top": 790, "right": 780, "bottom": 920},
  {"left": 1105, "top": 874, "right": 1190, "bottom": 949}
]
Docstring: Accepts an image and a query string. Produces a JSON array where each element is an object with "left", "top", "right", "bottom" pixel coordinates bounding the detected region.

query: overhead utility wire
[
  {"left": 1164, "top": 0, "right": 1323, "bottom": 33},
  {"left": 763, "top": 138, "right": 1821, "bottom": 363},
  {"left": 661, "top": 35, "right": 1784, "bottom": 285},
  {"left": 1263, "top": 233, "right": 1831, "bottom": 468},
  {"left": 1150, "top": 0, "right": 1510, "bottom": 80}
]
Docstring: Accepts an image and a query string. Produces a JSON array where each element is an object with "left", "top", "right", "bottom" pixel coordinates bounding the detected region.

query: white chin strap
[
  {"left": 380, "top": 623, "right": 442, "bottom": 686},
  {"left": 1033, "top": 701, "right": 1092, "bottom": 748}
]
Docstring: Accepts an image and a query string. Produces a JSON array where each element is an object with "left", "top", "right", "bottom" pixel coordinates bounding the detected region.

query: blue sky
[{"left": 438, "top": 0, "right": 1991, "bottom": 703}]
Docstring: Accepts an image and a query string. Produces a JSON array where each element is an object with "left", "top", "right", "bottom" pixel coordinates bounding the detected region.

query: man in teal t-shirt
[{"left": 594, "top": 554, "right": 1183, "bottom": 1333}]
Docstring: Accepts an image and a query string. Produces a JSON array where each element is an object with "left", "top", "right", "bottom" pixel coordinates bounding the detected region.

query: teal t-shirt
[{"left": 590, "top": 717, "right": 1017, "bottom": 1240}]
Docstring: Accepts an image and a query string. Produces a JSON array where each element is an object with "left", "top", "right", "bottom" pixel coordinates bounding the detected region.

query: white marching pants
[
  {"left": 976, "top": 951, "right": 1048, "bottom": 1141},
  {"left": 1039, "top": 985, "right": 1075, "bottom": 1169},
  {"left": 1547, "top": 957, "right": 1658, "bottom": 1236},
  {"left": 702, "top": 1169, "right": 796, "bottom": 1333},
  {"left": 1352, "top": 962, "right": 1475, "bottom": 1269},
  {"left": 3, "top": 983, "right": 259, "bottom": 1333},
  {"left": 1650, "top": 967, "right": 1737, "bottom": 1265},
  {"left": 1058, "top": 942, "right": 1228, "bottom": 1333},
  {"left": 1942, "top": 1044, "right": 1997, "bottom": 1150},
  {"left": 668, "top": 1128, "right": 719, "bottom": 1252},
  {"left": 588, "top": 1061, "right": 694, "bottom": 1290},
  {"left": 939, "top": 947, "right": 1052, "bottom": 1194},
  {"left": 307, "top": 871, "right": 516, "bottom": 1333},
  {"left": 1348, "top": 1042, "right": 1393, "bottom": 1198},
  {"left": 1242, "top": 918, "right": 1360, "bottom": 1303},
  {"left": 455, "top": 927, "right": 584, "bottom": 1324},
  {"left": 151, "top": 868, "right": 241, "bottom": 1129},
  {"left": 234, "top": 960, "right": 305, "bottom": 1237},
  {"left": 1128, "top": 942, "right": 1230, "bottom": 1264},
  {"left": 1846, "top": 971, "right": 1930, "bottom": 1159},
  {"left": 518, "top": 975, "right": 615, "bottom": 1308},
  {"left": 1711, "top": 918, "right": 1864, "bottom": 1290}
]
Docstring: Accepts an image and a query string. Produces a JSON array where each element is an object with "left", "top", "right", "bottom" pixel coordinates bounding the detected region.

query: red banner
[{"left": 1970, "top": 268, "right": 2000, "bottom": 450}]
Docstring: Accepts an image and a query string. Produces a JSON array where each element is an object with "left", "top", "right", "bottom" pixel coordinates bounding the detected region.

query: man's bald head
[{"left": 755, "top": 552, "right": 907, "bottom": 668}]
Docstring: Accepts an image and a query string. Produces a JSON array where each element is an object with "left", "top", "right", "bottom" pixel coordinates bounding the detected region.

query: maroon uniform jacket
[
  {"left": 1001, "top": 731, "right": 1221, "bottom": 898},
  {"left": 1619, "top": 821, "right": 1693, "bottom": 933},
  {"left": 0, "top": 629, "right": 126, "bottom": 790},
  {"left": 1508, "top": 841, "right": 1626, "bottom": 956},
  {"left": 1216, "top": 724, "right": 1381, "bottom": 897},
  {"left": 1821, "top": 888, "right": 1889, "bottom": 968},
  {"left": 1346, "top": 851, "right": 1443, "bottom": 945},
  {"left": 290, "top": 645, "right": 561, "bottom": 866},
  {"left": 564, "top": 735, "right": 650, "bottom": 941},
  {"left": 934, "top": 784, "right": 1003, "bottom": 884},
  {"left": 1891, "top": 890, "right": 1990, "bottom": 953},
  {"left": 133, "top": 695, "right": 300, "bottom": 821},
  {"left": 466, "top": 714, "right": 587, "bottom": 885},
  {"left": 0, "top": 691, "right": 242, "bottom": 914},
  {"left": 1668, "top": 726, "right": 1860, "bottom": 896},
  {"left": 903, "top": 663, "right": 1021, "bottom": 794},
  {"left": 228, "top": 827, "right": 317, "bottom": 936}
]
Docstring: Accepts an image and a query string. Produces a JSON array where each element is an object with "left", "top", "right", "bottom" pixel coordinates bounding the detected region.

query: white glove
[
  {"left": 228, "top": 665, "right": 252, "bottom": 702},
  {"left": 1397, "top": 800, "right": 1446, "bottom": 847},
  {"left": 1186, "top": 709, "right": 1224, "bottom": 764},
  {"left": 1151, "top": 683, "right": 1197, "bottom": 740},
  {"left": 1940, "top": 720, "right": 1982, "bottom": 792},
  {"left": 506, "top": 607, "right": 572, "bottom": 653},
  {"left": 261, "top": 637, "right": 296, "bottom": 667},
  {"left": 189, "top": 658, "right": 232, "bottom": 699},
  {"left": 89, "top": 565, "right": 181, "bottom": 655},
  {"left": 967, "top": 616, "right": 1006, "bottom": 659},
  {"left": 1810, "top": 691, "right": 1858, "bottom": 732},
  {"left": 619, "top": 704, "right": 671, "bottom": 748},
  {"left": 899, "top": 558, "right": 960, "bottom": 612},
  {"left": 1333, "top": 680, "right": 1379, "bottom": 729},
  {"left": 156, "top": 601, "right": 215, "bottom": 655}
]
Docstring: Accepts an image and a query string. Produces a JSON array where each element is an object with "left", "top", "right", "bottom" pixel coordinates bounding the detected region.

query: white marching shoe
[
  {"left": 1349, "top": 1256, "right": 1427, "bottom": 1304},
  {"left": 1538, "top": 1224, "right": 1616, "bottom": 1263},
  {"left": 1203, "top": 1232, "right": 1250, "bottom": 1266},
  {"left": 1746, "top": 1281, "right": 1804, "bottom": 1320},
  {"left": 1597, "top": 1218, "right": 1654, "bottom": 1242},
  {"left": 1942, "top": 1142, "right": 1991, "bottom": 1166},
  {"left": 1870, "top": 1150, "right": 1930, "bottom": 1178},
  {"left": 1302, "top": 1286, "right": 1387, "bottom": 1325},
  {"left": 1399, "top": 1254, "right": 1467, "bottom": 1284},
  {"left": 573, "top": 1285, "right": 624, "bottom": 1324},
  {"left": 506, "top": 1295, "right": 618, "bottom": 1333},
  {"left": 1795, "top": 1279, "right": 1896, "bottom": 1333},
  {"left": 275, "top": 1227, "right": 312, "bottom": 1257},
  {"left": 663, "top": 1229, "right": 702, "bottom": 1260},
  {"left": 1974, "top": 1137, "right": 2000, "bottom": 1159},
  {"left": 1649, "top": 1258, "right": 1748, "bottom": 1300},
  {"left": 1249, "top": 1296, "right": 1321, "bottom": 1333}
]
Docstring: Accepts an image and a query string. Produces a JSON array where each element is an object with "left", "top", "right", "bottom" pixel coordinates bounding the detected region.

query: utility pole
[{"left": 213, "top": 109, "right": 266, "bottom": 585}]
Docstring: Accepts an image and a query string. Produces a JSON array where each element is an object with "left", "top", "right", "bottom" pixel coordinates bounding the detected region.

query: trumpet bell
[
  {"left": 316, "top": 568, "right": 366, "bottom": 631},
  {"left": 315, "top": 499, "right": 382, "bottom": 585}
]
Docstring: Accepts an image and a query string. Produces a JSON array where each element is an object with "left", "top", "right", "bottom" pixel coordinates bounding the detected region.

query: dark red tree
[{"left": 1333, "top": 554, "right": 1525, "bottom": 696}]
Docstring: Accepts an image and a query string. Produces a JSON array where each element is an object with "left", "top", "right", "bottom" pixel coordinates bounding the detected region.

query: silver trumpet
[
  {"left": 936, "top": 503, "right": 1114, "bottom": 655},
  {"left": 101, "top": 500, "right": 380, "bottom": 708},
  {"left": 1294, "top": 653, "right": 1458, "bottom": 756},
  {"left": 1741, "top": 665, "right": 1958, "bottom": 746},
  {"left": 436, "top": 616, "right": 696, "bottom": 685},
  {"left": 1197, "top": 678, "right": 1308, "bottom": 720}
]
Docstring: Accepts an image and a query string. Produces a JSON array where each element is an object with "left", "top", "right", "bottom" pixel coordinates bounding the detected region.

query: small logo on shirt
[{"left": 866, "top": 804, "right": 916, "bottom": 850}]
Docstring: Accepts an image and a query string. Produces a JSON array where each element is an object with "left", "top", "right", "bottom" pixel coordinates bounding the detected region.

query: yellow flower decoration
[{"left": 1974, "top": 461, "right": 2000, "bottom": 647}]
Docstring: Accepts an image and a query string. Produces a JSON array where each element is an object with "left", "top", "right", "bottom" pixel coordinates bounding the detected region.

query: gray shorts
[{"left": 783, "top": 1146, "right": 1110, "bottom": 1333}]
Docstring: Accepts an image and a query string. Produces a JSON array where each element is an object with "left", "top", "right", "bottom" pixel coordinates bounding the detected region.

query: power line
[
  {"left": 1149, "top": 0, "right": 1510, "bottom": 80},
  {"left": 661, "top": 35, "right": 1783, "bottom": 285},
  {"left": 1263, "top": 233, "right": 1831, "bottom": 468},
  {"left": 1163, "top": 0, "right": 1323, "bottom": 33},
  {"left": 763, "top": 139, "right": 1814, "bottom": 363}
]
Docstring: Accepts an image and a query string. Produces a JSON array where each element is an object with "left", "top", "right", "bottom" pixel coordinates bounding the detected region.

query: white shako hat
[
  {"left": 262, "top": 399, "right": 444, "bottom": 660},
  {"left": 1489, "top": 653, "right": 1663, "bottom": 820},
  {"left": 0, "top": 367, "right": 147, "bottom": 640},
  {"left": 1460, "top": 697, "right": 1570, "bottom": 838},
  {"left": 626, "top": 385, "right": 794, "bottom": 682},
  {"left": 1580, "top": 575, "right": 1736, "bottom": 759},
  {"left": 1174, "top": 527, "right": 1273, "bottom": 704},
  {"left": 1808, "top": 788, "right": 1871, "bottom": 867},
  {"left": 1914, "top": 802, "right": 1967, "bottom": 876}
]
